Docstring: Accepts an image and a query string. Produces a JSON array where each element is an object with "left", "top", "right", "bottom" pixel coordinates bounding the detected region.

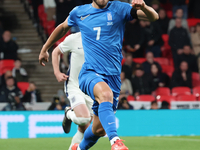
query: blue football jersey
[{"left": 68, "top": 1, "right": 133, "bottom": 75}]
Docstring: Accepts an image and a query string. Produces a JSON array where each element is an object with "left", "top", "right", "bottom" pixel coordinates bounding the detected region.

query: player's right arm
[
  {"left": 52, "top": 33, "right": 76, "bottom": 82},
  {"left": 52, "top": 46, "right": 68, "bottom": 82},
  {"left": 39, "top": 17, "right": 71, "bottom": 66}
]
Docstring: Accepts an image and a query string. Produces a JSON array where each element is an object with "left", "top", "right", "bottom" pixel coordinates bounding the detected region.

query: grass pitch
[{"left": 1, "top": 136, "right": 200, "bottom": 150}]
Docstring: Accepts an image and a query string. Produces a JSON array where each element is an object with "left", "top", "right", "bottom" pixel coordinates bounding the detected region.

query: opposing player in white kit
[{"left": 52, "top": 32, "right": 93, "bottom": 150}]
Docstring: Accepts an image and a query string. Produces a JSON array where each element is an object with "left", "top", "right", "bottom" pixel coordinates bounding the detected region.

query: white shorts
[{"left": 66, "top": 87, "right": 93, "bottom": 115}]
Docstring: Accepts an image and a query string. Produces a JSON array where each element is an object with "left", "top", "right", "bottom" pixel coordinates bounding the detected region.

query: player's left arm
[{"left": 131, "top": 0, "right": 159, "bottom": 22}]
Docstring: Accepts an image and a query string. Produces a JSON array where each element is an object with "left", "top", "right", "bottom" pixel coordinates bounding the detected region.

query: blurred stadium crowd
[{"left": 0, "top": 0, "right": 200, "bottom": 111}]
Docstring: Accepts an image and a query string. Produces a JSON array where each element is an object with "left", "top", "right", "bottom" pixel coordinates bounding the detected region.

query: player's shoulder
[
  {"left": 109, "top": 1, "right": 131, "bottom": 8},
  {"left": 70, "top": 4, "right": 92, "bottom": 16},
  {"left": 108, "top": 1, "right": 132, "bottom": 13}
]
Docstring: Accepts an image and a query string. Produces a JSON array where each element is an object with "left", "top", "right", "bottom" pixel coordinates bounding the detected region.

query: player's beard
[{"left": 93, "top": 0, "right": 109, "bottom": 9}]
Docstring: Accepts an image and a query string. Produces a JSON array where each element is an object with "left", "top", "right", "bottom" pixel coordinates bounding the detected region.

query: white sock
[
  {"left": 68, "top": 130, "right": 84, "bottom": 150},
  {"left": 66, "top": 110, "right": 91, "bottom": 126},
  {"left": 77, "top": 146, "right": 81, "bottom": 150},
  {"left": 110, "top": 136, "right": 120, "bottom": 146}
]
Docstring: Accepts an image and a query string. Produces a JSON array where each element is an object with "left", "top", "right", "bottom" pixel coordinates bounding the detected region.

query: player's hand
[
  {"left": 132, "top": 0, "right": 146, "bottom": 10},
  {"left": 39, "top": 50, "right": 49, "bottom": 66},
  {"left": 55, "top": 72, "right": 68, "bottom": 82}
]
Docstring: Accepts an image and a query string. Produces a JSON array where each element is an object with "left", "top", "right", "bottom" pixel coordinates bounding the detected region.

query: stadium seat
[
  {"left": 46, "top": 20, "right": 55, "bottom": 35},
  {"left": 17, "top": 82, "right": 29, "bottom": 95},
  {"left": 40, "top": 13, "right": 47, "bottom": 28},
  {"left": 127, "top": 95, "right": 135, "bottom": 101},
  {"left": 0, "top": 60, "right": 15, "bottom": 75},
  {"left": 161, "top": 34, "right": 172, "bottom": 58},
  {"left": 192, "top": 72, "right": 200, "bottom": 80},
  {"left": 172, "top": 87, "right": 191, "bottom": 96},
  {"left": 169, "top": 58, "right": 174, "bottom": 66},
  {"left": 162, "top": 34, "right": 169, "bottom": 43},
  {"left": 166, "top": 10, "right": 173, "bottom": 19},
  {"left": 156, "top": 95, "right": 176, "bottom": 103},
  {"left": 154, "top": 57, "right": 169, "bottom": 66},
  {"left": 192, "top": 72, "right": 200, "bottom": 87},
  {"left": 136, "top": 95, "right": 155, "bottom": 102},
  {"left": 176, "top": 95, "right": 196, "bottom": 101},
  {"left": 155, "top": 87, "right": 171, "bottom": 96},
  {"left": 161, "top": 65, "right": 174, "bottom": 77},
  {"left": 193, "top": 86, "right": 200, "bottom": 99},
  {"left": 187, "top": 18, "right": 200, "bottom": 28},
  {"left": 38, "top": 5, "right": 45, "bottom": 18},
  {"left": 133, "top": 58, "right": 146, "bottom": 64}
]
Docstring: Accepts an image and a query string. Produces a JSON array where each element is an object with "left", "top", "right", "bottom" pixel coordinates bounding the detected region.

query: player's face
[{"left": 93, "top": 0, "right": 109, "bottom": 8}]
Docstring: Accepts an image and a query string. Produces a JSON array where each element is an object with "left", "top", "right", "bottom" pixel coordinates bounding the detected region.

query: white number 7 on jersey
[{"left": 93, "top": 27, "right": 101, "bottom": 40}]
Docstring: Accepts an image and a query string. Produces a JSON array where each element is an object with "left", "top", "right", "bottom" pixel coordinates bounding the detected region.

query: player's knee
[
  {"left": 75, "top": 117, "right": 91, "bottom": 126},
  {"left": 93, "top": 127, "right": 106, "bottom": 137},
  {"left": 100, "top": 90, "right": 113, "bottom": 103}
]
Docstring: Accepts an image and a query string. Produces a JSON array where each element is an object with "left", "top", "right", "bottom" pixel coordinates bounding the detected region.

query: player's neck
[{"left": 92, "top": 2, "right": 107, "bottom": 9}]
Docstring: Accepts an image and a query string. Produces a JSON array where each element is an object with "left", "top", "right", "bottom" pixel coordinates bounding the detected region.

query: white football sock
[
  {"left": 77, "top": 146, "right": 81, "bottom": 150},
  {"left": 110, "top": 136, "right": 120, "bottom": 146},
  {"left": 66, "top": 110, "right": 91, "bottom": 126},
  {"left": 68, "top": 130, "right": 84, "bottom": 150}
]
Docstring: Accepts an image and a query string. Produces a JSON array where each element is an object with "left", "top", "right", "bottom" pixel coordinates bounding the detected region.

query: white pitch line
[{"left": 147, "top": 137, "right": 200, "bottom": 142}]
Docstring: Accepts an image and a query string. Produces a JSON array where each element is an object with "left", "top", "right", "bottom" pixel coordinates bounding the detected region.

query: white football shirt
[{"left": 58, "top": 32, "right": 84, "bottom": 92}]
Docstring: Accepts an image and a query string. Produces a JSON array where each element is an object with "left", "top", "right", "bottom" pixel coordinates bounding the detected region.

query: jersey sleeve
[
  {"left": 58, "top": 34, "right": 75, "bottom": 53},
  {"left": 118, "top": 2, "right": 134, "bottom": 22},
  {"left": 68, "top": 6, "right": 79, "bottom": 27}
]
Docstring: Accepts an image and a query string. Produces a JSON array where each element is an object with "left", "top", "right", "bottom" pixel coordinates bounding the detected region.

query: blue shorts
[{"left": 79, "top": 68, "right": 121, "bottom": 116}]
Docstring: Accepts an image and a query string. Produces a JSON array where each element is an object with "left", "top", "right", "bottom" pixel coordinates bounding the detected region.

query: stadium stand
[
  {"left": 161, "top": 65, "right": 174, "bottom": 78},
  {"left": 127, "top": 95, "right": 135, "bottom": 102},
  {"left": 17, "top": 82, "right": 29, "bottom": 95},
  {"left": 0, "top": 59, "right": 14, "bottom": 75},
  {"left": 155, "top": 87, "right": 171, "bottom": 96},
  {"left": 154, "top": 57, "right": 169, "bottom": 65},
  {"left": 136, "top": 95, "right": 155, "bottom": 102},
  {"left": 156, "top": 95, "right": 176, "bottom": 103},
  {"left": 0, "top": 0, "right": 64, "bottom": 101},
  {"left": 193, "top": 86, "right": 200, "bottom": 100},
  {"left": 172, "top": 87, "right": 191, "bottom": 96},
  {"left": 133, "top": 58, "right": 146, "bottom": 64},
  {"left": 187, "top": 18, "right": 200, "bottom": 28},
  {"left": 176, "top": 95, "right": 197, "bottom": 101},
  {"left": 192, "top": 72, "right": 200, "bottom": 87}
]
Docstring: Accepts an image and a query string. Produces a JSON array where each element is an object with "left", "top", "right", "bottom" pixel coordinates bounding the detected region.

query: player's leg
[
  {"left": 75, "top": 114, "right": 105, "bottom": 150},
  {"left": 65, "top": 93, "right": 93, "bottom": 150},
  {"left": 68, "top": 121, "right": 91, "bottom": 150},
  {"left": 66, "top": 104, "right": 91, "bottom": 125},
  {"left": 93, "top": 82, "right": 120, "bottom": 145},
  {"left": 74, "top": 70, "right": 128, "bottom": 149},
  {"left": 63, "top": 94, "right": 91, "bottom": 133}
]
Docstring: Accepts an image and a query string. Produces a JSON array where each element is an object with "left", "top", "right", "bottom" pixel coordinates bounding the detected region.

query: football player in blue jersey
[{"left": 39, "top": 0, "right": 158, "bottom": 149}]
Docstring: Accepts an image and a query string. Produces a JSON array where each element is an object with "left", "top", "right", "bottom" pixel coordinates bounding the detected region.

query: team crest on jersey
[
  {"left": 107, "top": 12, "right": 112, "bottom": 21},
  {"left": 107, "top": 12, "right": 113, "bottom": 26}
]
